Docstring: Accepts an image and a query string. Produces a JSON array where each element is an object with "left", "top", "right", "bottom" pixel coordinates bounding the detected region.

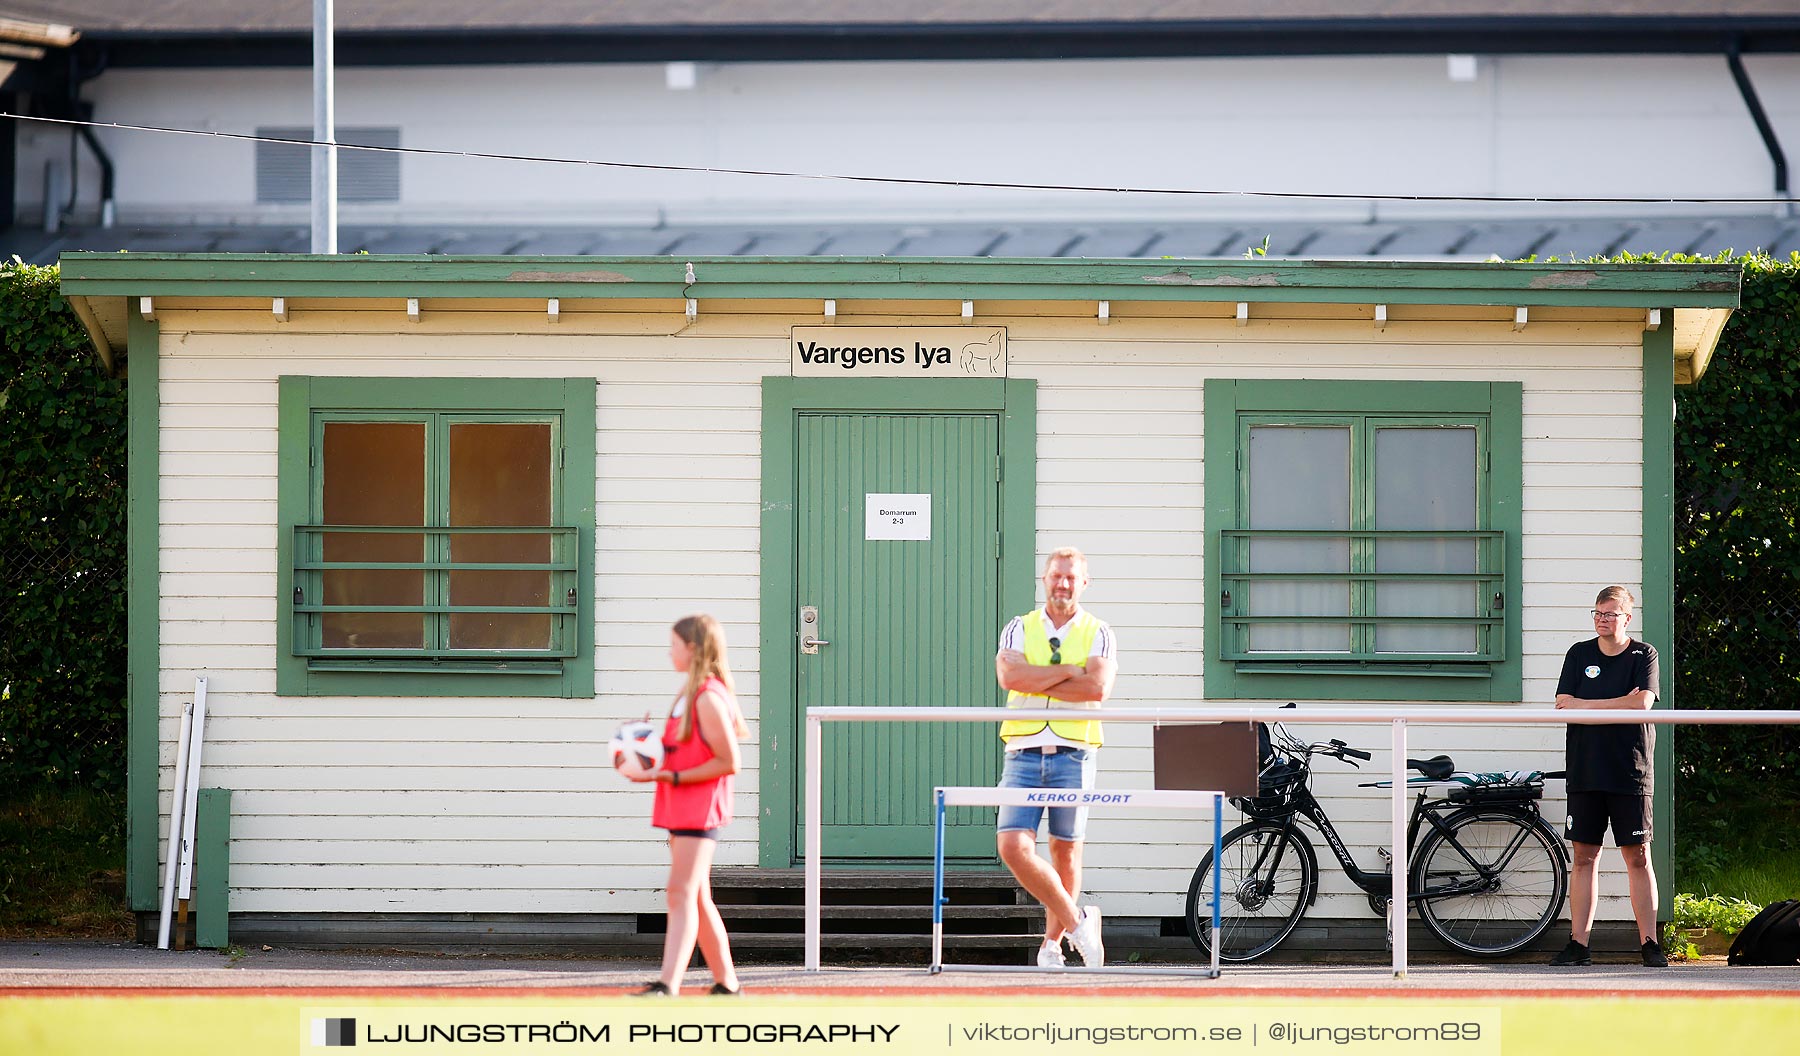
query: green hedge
[
  {"left": 0, "top": 262, "right": 127, "bottom": 790},
  {"left": 1672, "top": 253, "right": 1800, "bottom": 801}
]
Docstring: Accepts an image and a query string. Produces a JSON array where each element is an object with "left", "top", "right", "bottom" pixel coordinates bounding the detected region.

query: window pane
[
  {"left": 448, "top": 422, "right": 554, "bottom": 651},
  {"left": 1247, "top": 425, "right": 1350, "bottom": 653},
  {"left": 1374, "top": 427, "right": 1477, "bottom": 654},
  {"left": 321, "top": 422, "right": 425, "bottom": 650}
]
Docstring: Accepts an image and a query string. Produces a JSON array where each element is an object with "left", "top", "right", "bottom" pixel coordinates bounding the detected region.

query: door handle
[{"left": 799, "top": 605, "right": 829, "bottom": 655}]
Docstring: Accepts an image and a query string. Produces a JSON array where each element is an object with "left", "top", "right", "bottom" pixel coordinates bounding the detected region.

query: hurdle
[
  {"left": 930, "top": 785, "right": 1225, "bottom": 978},
  {"left": 806, "top": 704, "right": 1799, "bottom": 978}
]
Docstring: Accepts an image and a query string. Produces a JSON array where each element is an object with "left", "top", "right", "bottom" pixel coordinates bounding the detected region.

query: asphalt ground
[{"left": 3, "top": 939, "right": 1797, "bottom": 996}]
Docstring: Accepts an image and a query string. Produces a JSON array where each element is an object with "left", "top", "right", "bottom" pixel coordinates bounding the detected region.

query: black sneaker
[
  {"left": 1549, "top": 940, "right": 1592, "bottom": 966},
  {"left": 709, "top": 982, "right": 743, "bottom": 995},
  {"left": 635, "top": 981, "right": 671, "bottom": 995},
  {"left": 1641, "top": 940, "right": 1669, "bottom": 967}
]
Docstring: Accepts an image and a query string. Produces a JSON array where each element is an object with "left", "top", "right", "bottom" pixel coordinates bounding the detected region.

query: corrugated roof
[
  {"left": 11, "top": 215, "right": 1797, "bottom": 265},
  {"left": 27, "top": 1, "right": 1799, "bottom": 67},
  {"left": 19, "top": 1, "right": 1800, "bottom": 34}
]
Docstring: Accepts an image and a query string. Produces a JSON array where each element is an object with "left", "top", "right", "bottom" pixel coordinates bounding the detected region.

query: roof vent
[{"left": 255, "top": 127, "right": 400, "bottom": 203}]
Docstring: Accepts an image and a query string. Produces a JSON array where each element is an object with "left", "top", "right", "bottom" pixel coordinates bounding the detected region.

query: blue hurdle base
[{"left": 928, "top": 787, "right": 1226, "bottom": 979}]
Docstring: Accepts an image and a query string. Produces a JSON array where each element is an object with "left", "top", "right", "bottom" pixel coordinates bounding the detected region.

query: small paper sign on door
[{"left": 866, "top": 493, "right": 931, "bottom": 541}]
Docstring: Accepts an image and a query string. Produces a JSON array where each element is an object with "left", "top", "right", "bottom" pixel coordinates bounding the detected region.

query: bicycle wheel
[
  {"left": 1414, "top": 810, "right": 1567, "bottom": 956},
  {"left": 1185, "top": 821, "right": 1318, "bottom": 962}
]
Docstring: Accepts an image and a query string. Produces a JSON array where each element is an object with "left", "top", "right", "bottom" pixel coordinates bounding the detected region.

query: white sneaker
[
  {"left": 1068, "top": 905, "right": 1104, "bottom": 968},
  {"left": 1036, "top": 938, "right": 1066, "bottom": 969}
]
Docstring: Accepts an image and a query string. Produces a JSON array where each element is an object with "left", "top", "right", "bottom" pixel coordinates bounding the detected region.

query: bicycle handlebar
[{"left": 1317, "top": 738, "right": 1373, "bottom": 762}]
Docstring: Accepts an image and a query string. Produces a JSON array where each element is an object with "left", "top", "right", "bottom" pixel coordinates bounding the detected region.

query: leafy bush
[
  {"left": 1666, "top": 254, "right": 1800, "bottom": 900},
  {"left": 1673, "top": 254, "right": 1800, "bottom": 801},
  {"left": 0, "top": 261, "right": 126, "bottom": 790},
  {"left": 1672, "top": 892, "right": 1764, "bottom": 936},
  {"left": 1664, "top": 892, "right": 1765, "bottom": 961}
]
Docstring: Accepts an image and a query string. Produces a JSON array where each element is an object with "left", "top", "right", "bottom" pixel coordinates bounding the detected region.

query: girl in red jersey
[{"left": 620, "top": 614, "right": 748, "bottom": 996}]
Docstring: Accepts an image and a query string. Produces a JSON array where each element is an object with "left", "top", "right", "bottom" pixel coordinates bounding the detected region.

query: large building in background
[{"left": 5, "top": 2, "right": 1800, "bottom": 260}]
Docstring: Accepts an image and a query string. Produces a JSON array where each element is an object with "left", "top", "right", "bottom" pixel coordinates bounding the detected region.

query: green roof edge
[{"left": 58, "top": 253, "right": 1742, "bottom": 308}]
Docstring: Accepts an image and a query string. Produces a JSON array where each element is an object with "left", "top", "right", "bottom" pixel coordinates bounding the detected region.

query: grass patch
[
  {"left": 0, "top": 786, "right": 133, "bottom": 938},
  {"left": 1676, "top": 780, "right": 1800, "bottom": 905},
  {"left": 1689, "top": 854, "right": 1800, "bottom": 907}
]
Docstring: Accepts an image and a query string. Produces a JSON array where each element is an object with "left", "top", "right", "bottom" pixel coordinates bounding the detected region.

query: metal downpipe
[{"left": 1727, "top": 39, "right": 1793, "bottom": 216}]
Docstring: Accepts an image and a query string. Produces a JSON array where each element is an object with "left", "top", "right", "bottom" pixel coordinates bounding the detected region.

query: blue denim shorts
[{"left": 996, "top": 746, "right": 1097, "bottom": 842}]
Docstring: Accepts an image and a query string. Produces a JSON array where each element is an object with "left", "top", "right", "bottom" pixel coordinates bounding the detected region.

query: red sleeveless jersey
[{"left": 651, "top": 676, "right": 735, "bottom": 831}]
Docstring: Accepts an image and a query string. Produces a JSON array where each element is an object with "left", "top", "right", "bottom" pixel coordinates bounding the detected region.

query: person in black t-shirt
[{"left": 1549, "top": 585, "right": 1666, "bottom": 968}]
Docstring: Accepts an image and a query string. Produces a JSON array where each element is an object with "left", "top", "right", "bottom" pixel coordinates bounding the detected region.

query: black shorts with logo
[{"left": 1566, "top": 790, "right": 1653, "bottom": 846}]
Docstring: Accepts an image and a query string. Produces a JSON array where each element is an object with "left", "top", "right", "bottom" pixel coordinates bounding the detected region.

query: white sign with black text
[
  {"left": 792, "top": 326, "right": 1006, "bottom": 378},
  {"left": 865, "top": 493, "right": 932, "bottom": 541}
]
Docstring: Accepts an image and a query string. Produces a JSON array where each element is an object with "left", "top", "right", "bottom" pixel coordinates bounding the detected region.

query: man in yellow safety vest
[{"left": 994, "top": 547, "right": 1117, "bottom": 969}]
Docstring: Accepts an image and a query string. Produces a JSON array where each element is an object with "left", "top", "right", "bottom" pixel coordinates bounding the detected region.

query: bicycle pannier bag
[
  {"left": 1447, "top": 783, "right": 1541, "bottom": 807},
  {"left": 1230, "top": 722, "right": 1303, "bottom": 819},
  {"left": 1445, "top": 772, "right": 1544, "bottom": 807},
  {"left": 1727, "top": 899, "right": 1800, "bottom": 966}
]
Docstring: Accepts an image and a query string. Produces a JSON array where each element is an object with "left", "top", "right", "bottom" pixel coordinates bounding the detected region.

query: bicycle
[{"left": 1183, "top": 719, "right": 1569, "bottom": 962}]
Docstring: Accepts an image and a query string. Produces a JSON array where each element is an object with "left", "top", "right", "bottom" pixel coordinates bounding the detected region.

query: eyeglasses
[
  {"left": 1590, "top": 610, "right": 1629, "bottom": 622},
  {"left": 1049, "top": 637, "right": 1062, "bottom": 664}
]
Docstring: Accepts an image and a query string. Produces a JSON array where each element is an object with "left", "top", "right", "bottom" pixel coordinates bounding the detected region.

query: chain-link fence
[
  {"left": 1672, "top": 577, "right": 1800, "bottom": 790},
  {"left": 0, "top": 532, "right": 126, "bottom": 788},
  {"left": 1675, "top": 582, "right": 1800, "bottom": 704}
]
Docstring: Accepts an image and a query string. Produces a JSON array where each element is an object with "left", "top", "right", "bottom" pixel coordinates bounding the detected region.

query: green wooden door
[{"left": 796, "top": 412, "right": 1003, "bottom": 858}]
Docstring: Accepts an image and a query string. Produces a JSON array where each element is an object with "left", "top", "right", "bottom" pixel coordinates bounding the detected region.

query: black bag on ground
[{"left": 1726, "top": 899, "right": 1800, "bottom": 966}]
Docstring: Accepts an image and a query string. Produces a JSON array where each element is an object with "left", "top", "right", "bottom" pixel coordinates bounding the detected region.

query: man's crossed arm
[{"left": 996, "top": 651, "right": 1117, "bottom": 704}]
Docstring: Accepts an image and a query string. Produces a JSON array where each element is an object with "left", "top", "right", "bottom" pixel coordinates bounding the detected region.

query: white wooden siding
[
  {"left": 156, "top": 321, "right": 773, "bottom": 915},
  {"left": 153, "top": 308, "right": 1647, "bottom": 927}
]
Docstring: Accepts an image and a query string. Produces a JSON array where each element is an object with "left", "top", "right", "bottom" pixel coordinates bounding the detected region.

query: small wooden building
[{"left": 60, "top": 254, "right": 1738, "bottom": 954}]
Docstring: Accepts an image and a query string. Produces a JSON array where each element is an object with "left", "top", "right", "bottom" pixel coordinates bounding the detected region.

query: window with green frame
[
  {"left": 277, "top": 377, "right": 596, "bottom": 697},
  {"left": 1203, "top": 380, "right": 1522, "bottom": 702}
]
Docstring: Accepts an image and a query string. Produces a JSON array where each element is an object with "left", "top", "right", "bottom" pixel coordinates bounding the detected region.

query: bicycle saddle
[{"left": 1407, "top": 755, "right": 1455, "bottom": 781}]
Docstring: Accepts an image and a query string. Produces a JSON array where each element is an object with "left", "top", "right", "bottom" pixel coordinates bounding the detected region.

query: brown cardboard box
[{"left": 1152, "top": 722, "right": 1259, "bottom": 797}]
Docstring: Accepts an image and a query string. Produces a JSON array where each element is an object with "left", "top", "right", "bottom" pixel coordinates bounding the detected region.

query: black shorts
[
  {"left": 1565, "top": 791, "right": 1653, "bottom": 846},
  {"left": 667, "top": 827, "right": 720, "bottom": 840}
]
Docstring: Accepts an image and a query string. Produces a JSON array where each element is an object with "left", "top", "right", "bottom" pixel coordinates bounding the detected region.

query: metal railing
[
  {"left": 1217, "top": 529, "right": 1507, "bottom": 663},
  {"left": 802, "top": 704, "right": 1800, "bottom": 979},
  {"left": 291, "top": 524, "right": 581, "bottom": 659}
]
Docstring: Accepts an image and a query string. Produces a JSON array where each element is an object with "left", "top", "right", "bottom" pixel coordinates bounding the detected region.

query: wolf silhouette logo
[{"left": 961, "top": 332, "right": 1003, "bottom": 375}]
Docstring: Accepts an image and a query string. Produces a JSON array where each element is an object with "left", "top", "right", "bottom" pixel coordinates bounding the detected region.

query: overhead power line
[{"left": 6, "top": 110, "right": 1797, "bottom": 207}]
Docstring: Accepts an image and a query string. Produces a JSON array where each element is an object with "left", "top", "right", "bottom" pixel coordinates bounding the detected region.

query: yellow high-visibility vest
[{"left": 1000, "top": 608, "right": 1104, "bottom": 746}]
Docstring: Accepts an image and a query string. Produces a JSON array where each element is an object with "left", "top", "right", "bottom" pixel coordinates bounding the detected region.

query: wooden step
[
  {"left": 712, "top": 868, "right": 1018, "bottom": 887},
  {"left": 710, "top": 912, "right": 1040, "bottom": 938},
  {"left": 711, "top": 904, "right": 1042, "bottom": 920},
  {"left": 696, "top": 866, "right": 1041, "bottom": 958},
  {"left": 711, "top": 868, "right": 1020, "bottom": 897},
  {"left": 714, "top": 890, "right": 1023, "bottom": 908},
  {"left": 730, "top": 933, "right": 1042, "bottom": 950}
]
